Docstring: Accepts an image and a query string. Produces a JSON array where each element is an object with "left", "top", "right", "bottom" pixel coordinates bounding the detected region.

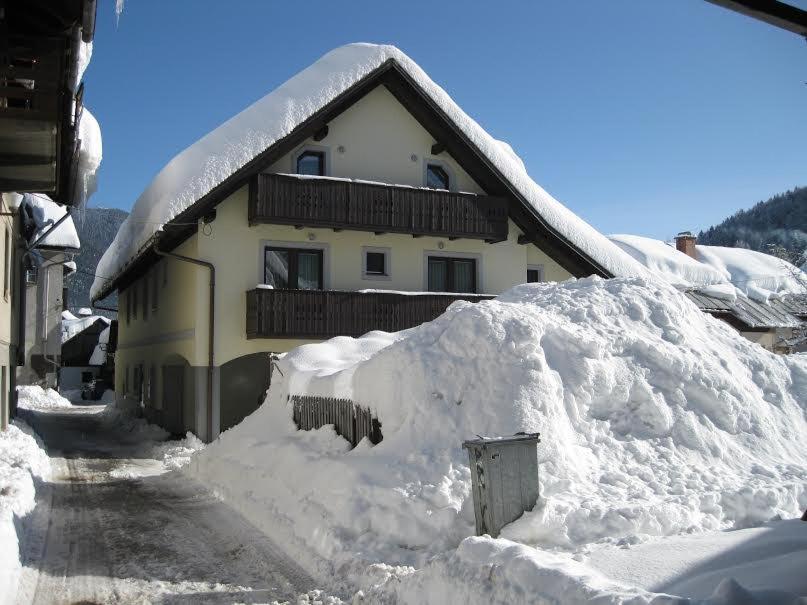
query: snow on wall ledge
[
  {"left": 91, "top": 43, "right": 649, "bottom": 300},
  {"left": 186, "top": 277, "right": 807, "bottom": 586}
]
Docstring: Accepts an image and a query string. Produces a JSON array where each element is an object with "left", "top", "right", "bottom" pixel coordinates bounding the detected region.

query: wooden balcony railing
[
  {"left": 249, "top": 173, "right": 509, "bottom": 242},
  {"left": 246, "top": 288, "right": 494, "bottom": 339}
]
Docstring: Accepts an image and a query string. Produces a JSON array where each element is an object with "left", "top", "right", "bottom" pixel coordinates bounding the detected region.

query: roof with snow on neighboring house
[
  {"left": 91, "top": 43, "right": 650, "bottom": 301},
  {"left": 20, "top": 193, "right": 80, "bottom": 250}
]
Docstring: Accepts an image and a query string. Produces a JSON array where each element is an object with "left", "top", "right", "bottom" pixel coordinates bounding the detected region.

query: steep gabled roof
[{"left": 92, "top": 44, "right": 648, "bottom": 301}]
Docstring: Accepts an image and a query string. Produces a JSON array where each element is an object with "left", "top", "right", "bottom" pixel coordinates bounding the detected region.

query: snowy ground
[{"left": 4, "top": 389, "right": 336, "bottom": 605}]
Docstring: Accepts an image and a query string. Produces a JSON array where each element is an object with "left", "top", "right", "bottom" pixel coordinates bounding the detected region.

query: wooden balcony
[
  {"left": 246, "top": 288, "right": 494, "bottom": 339},
  {"left": 249, "top": 173, "right": 509, "bottom": 242}
]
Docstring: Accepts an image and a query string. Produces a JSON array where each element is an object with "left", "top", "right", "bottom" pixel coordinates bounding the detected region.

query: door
[{"left": 162, "top": 365, "right": 184, "bottom": 435}]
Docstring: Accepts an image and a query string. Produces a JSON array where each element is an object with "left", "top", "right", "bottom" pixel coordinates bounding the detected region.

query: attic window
[
  {"left": 426, "top": 163, "right": 450, "bottom": 190},
  {"left": 296, "top": 150, "right": 326, "bottom": 176}
]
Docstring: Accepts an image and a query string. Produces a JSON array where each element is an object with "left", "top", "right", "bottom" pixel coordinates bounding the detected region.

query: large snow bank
[
  {"left": 16, "top": 386, "right": 73, "bottom": 410},
  {"left": 187, "top": 277, "right": 807, "bottom": 596},
  {"left": 608, "top": 234, "right": 725, "bottom": 289},
  {"left": 91, "top": 43, "right": 648, "bottom": 300},
  {"left": 697, "top": 245, "right": 807, "bottom": 302},
  {"left": 0, "top": 420, "right": 50, "bottom": 605},
  {"left": 19, "top": 193, "right": 80, "bottom": 250}
]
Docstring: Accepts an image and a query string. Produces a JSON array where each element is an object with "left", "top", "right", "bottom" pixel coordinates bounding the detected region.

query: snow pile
[
  {"left": 0, "top": 421, "right": 50, "bottom": 605},
  {"left": 92, "top": 43, "right": 649, "bottom": 300},
  {"left": 88, "top": 325, "right": 111, "bottom": 366},
  {"left": 16, "top": 386, "right": 73, "bottom": 410},
  {"left": 75, "top": 108, "right": 103, "bottom": 208},
  {"left": 154, "top": 432, "right": 205, "bottom": 471},
  {"left": 697, "top": 245, "right": 807, "bottom": 302},
  {"left": 608, "top": 234, "right": 725, "bottom": 289},
  {"left": 19, "top": 193, "right": 80, "bottom": 249},
  {"left": 187, "top": 277, "right": 807, "bottom": 599},
  {"left": 101, "top": 396, "right": 169, "bottom": 442}
]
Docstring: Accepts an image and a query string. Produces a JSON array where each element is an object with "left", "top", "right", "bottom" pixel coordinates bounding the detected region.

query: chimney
[{"left": 675, "top": 231, "right": 697, "bottom": 259}]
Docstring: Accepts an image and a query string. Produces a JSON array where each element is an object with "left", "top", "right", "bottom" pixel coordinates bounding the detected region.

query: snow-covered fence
[{"left": 291, "top": 395, "right": 382, "bottom": 447}]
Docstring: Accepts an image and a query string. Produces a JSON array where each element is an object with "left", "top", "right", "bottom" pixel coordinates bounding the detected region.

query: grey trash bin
[{"left": 462, "top": 433, "right": 541, "bottom": 538}]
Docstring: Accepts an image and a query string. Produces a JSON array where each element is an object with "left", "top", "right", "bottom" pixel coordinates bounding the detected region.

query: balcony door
[
  {"left": 264, "top": 246, "right": 323, "bottom": 290},
  {"left": 427, "top": 256, "right": 477, "bottom": 293}
]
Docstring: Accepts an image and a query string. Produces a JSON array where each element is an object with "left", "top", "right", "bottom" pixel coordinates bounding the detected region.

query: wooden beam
[
  {"left": 704, "top": 0, "right": 807, "bottom": 35},
  {"left": 517, "top": 234, "right": 532, "bottom": 245},
  {"left": 0, "top": 152, "right": 55, "bottom": 167},
  {"left": 313, "top": 124, "right": 329, "bottom": 141},
  {"left": 431, "top": 142, "right": 445, "bottom": 155}
]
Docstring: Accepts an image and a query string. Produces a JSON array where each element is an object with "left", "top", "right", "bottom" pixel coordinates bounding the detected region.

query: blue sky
[{"left": 84, "top": 0, "right": 807, "bottom": 240}]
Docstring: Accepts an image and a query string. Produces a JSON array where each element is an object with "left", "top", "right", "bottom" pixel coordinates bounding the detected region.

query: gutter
[{"left": 152, "top": 239, "right": 216, "bottom": 441}]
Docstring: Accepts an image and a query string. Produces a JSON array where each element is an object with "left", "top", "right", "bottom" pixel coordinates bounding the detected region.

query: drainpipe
[{"left": 152, "top": 239, "right": 215, "bottom": 441}]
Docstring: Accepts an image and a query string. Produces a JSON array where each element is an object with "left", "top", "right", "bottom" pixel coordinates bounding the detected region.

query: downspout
[{"left": 152, "top": 239, "right": 215, "bottom": 441}]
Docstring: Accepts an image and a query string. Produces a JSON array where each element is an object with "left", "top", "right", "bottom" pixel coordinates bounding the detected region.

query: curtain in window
[
  {"left": 297, "top": 252, "right": 321, "bottom": 290},
  {"left": 428, "top": 258, "right": 447, "bottom": 291},
  {"left": 265, "top": 250, "right": 290, "bottom": 288},
  {"left": 453, "top": 260, "right": 474, "bottom": 293}
]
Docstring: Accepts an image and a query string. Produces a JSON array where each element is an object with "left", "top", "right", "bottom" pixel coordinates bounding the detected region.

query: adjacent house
[
  {"left": 91, "top": 43, "right": 649, "bottom": 441},
  {"left": 0, "top": 194, "right": 20, "bottom": 431},
  {"left": 17, "top": 194, "right": 81, "bottom": 387},
  {"left": 60, "top": 308, "right": 115, "bottom": 395},
  {"left": 609, "top": 232, "right": 807, "bottom": 352}
]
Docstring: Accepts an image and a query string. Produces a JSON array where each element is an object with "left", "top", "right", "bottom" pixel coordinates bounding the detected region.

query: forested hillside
[
  {"left": 67, "top": 207, "right": 128, "bottom": 314},
  {"left": 698, "top": 187, "right": 807, "bottom": 264}
]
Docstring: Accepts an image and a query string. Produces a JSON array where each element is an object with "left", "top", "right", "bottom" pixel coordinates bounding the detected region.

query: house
[
  {"left": 90, "top": 43, "right": 651, "bottom": 441},
  {"left": 60, "top": 308, "right": 115, "bottom": 394},
  {"left": 609, "top": 232, "right": 807, "bottom": 352},
  {"left": 17, "top": 194, "right": 81, "bottom": 387},
  {"left": 0, "top": 0, "right": 100, "bottom": 430}
]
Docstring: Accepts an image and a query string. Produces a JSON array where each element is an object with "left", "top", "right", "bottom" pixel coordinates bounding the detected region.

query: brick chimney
[{"left": 675, "top": 231, "right": 697, "bottom": 259}]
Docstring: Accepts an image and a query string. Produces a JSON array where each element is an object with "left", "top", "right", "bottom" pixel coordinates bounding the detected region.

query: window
[
  {"left": 152, "top": 269, "right": 158, "bottom": 312},
  {"left": 427, "top": 256, "right": 477, "bottom": 293},
  {"left": 3, "top": 228, "right": 9, "bottom": 299},
  {"left": 25, "top": 267, "right": 37, "bottom": 285},
  {"left": 362, "top": 247, "right": 390, "bottom": 280},
  {"left": 143, "top": 277, "right": 149, "bottom": 320},
  {"left": 264, "top": 246, "right": 323, "bottom": 290},
  {"left": 527, "top": 265, "right": 544, "bottom": 283},
  {"left": 296, "top": 150, "right": 326, "bottom": 176},
  {"left": 426, "top": 163, "right": 450, "bottom": 190}
]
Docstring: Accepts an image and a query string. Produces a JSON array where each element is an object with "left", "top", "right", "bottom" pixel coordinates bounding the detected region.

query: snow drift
[
  {"left": 92, "top": 43, "right": 649, "bottom": 300},
  {"left": 187, "top": 277, "right": 807, "bottom": 591}
]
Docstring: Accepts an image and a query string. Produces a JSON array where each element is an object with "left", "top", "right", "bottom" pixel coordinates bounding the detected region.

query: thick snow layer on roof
[
  {"left": 697, "top": 245, "right": 807, "bottom": 302},
  {"left": 62, "top": 313, "right": 110, "bottom": 344},
  {"left": 20, "top": 194, "right": 80, "bottom": 250},
  {"left": 91, "top": 43, "right": 648, "bottom": 300},
  {"left": 608, "top": 234, "right": 725, "bottom": 288},
  {"left": 88, "top": 325, "right": 110, "bottom": 366},
  {"left": 186, "top": 277, "right": 807, "bottom": 599}
]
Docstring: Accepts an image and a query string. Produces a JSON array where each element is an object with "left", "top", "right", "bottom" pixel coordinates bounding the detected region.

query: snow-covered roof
[
  {"left": 91, "top": 43, "right": 649, "bottom": 300},
  {"left": 608, "top": 234, "right": 725, "bottom": 289},
  {"left": 696, "top": 245, "right": 806, "bottom": 303},
  {"left": 20, "top": 193, "right": 80, "bottom": 250},
  {"left": 62, "top": 313, "right": 110, "bottom": 345}
]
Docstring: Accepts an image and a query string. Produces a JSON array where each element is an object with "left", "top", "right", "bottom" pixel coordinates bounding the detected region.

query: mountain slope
[
  {"left": 68, "top": 207, "right": 128, "bottom": 313},
  {"left": 698, "top": 187, "right": 807, "bottom": 263}
]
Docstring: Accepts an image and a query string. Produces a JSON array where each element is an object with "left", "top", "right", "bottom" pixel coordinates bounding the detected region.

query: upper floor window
[
  {"left": 264, "top": 246, "right": 323, "bottom": 290},
  {"left": 426, "top": 163, "right": 450, "bottom": 190},
  {"left": 527, "top": 265, "right": 544, "bottom": 283},
  {"left": 296, "top": 150, "right": 326, "bottom": 176}
]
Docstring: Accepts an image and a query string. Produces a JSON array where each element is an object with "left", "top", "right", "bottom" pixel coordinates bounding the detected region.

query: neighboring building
[
  {"left": 17, "top": 194, "right": 81, "bottom": 387},
  {"left": 609, "top": 232, "right": 807, "bottom": 352},
  {"left": 0, "top": 0, "right": 100, "bottom": 430},
  {"left": 60, "top": 309, "right": 114, "bottom": 394},
  {"left": 91, "top": 44, "right": 649, "bottom": 441}
]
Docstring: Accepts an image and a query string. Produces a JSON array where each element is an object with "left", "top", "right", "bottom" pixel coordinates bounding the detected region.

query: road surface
[{"left": 14, "top": 405, "right": 319, "bottom": 605}]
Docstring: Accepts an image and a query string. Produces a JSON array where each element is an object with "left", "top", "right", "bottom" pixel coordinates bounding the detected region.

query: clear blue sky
[{"left": 83, "top": 0, "right": 807, "bottom": 241}]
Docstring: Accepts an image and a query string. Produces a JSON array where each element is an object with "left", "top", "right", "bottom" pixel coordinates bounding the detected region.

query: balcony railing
[
  {"left": 246, "top": 288, "right": 494, "bottom": 339},
  {"left": 249, "top": 173, "right": 509, "bottom": 242}
]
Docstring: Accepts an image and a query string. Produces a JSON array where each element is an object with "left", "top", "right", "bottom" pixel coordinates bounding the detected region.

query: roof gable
[{"left": 92, "top": 44, "right": 648, "bottom": 301}]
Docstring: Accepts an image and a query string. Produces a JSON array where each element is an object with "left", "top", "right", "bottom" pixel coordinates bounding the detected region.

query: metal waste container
[{"left": 462, "top": 433, "right": 541, "bottom": 538}]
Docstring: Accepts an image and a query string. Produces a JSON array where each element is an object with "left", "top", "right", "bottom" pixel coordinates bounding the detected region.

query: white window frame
[
  {"left": 527, "top": 264, "right": 545, "bottom": 283},
  {"left": 291, "top": 144, "right": 331, "bottom": 176},
  {"left": 361, "top": 246, "right": 391, "bottom": 281},
  {"left": 258, "top": 239, "right": 331, "bottom": 289},
  {"left": 422, "top": 250, "right": 482, "bottom": 293}
]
